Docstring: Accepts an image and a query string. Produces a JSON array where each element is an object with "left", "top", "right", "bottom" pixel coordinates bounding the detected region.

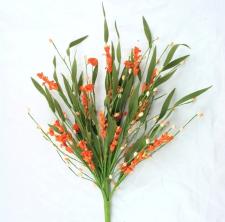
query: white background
[{"left": 1, "top": 0, "right": 225, "bottom": 221}]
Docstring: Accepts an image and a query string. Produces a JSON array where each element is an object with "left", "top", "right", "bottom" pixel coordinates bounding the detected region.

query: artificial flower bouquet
[{"left": 29, "top": 4, "right": 210, "bottom": 222}]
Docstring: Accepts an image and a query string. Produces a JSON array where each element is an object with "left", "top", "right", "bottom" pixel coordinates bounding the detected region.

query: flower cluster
[
  {"left": 37, "top": 72, "right": 58, "bottom": 90},
  {"left": 49, "top": 120, "right": 73, "bottom": 153},
  {"left": 141, "top": 68, "right": 159, "bottom": 92},
  {"left": 80, "top": 83, "right": 94, "bottom": 92},
  {"left": 124, "top": 47, "right": 142, "bottom": 75},
  {"left": 77, "top": 140, "right": 95, "bottom": 170},
  {"left": 73, "top": 123, "right": 80, "bottom": 133},
  {"left": 121, "top": 150, "right": 149, "bottom": 174},
  {"left": 88, "top": 58, "right": 98, "bottom": 66},
  {"left": 104, "top": 45, "right": 113, "bottom": 73},
  {"left": 147, "top": 133, "right": 174, "bottom": 151},
  {"left": 81, "top": 93, "right": 88, "bottom": 112},
  {"left": 110, "top": 126, "right": 122, "bottom": 152},
  {"left": 99, "top": 111, "right": 107, "bottom": 139}
]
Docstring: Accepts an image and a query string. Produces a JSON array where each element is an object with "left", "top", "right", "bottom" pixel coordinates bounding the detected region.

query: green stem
[
  {"left": 103, "top": 195, "right": 111, "bottom": 222},
  {"left": 101, "top": 180, "right": 111, "bottom": 222}
]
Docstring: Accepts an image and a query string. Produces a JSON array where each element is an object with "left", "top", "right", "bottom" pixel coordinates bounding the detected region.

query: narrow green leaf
[
  {"left": 62, "top": 74, "right": 74, "bottom": 105},
  {"left": 158, "top": 88, "right": 176, "bottom": 120},
  {"left": 102, "top": 2, "right": 106, "bottom": 17},
  {"left": 111, "top": 42, "right": 115, "bottom": 61},
  {"left": 53, "top": 71, "right": 72, "bottom": 109},
  {"left": 104, "top": 19, "right": 109, "bottom": 43},
  {"left": 44, "top": 86, "right": 55, "bottom": 112},
  {"left": 154, "top": 69, "right": 176, "bottom": 87},
  {"left": 102, "top": 3, "right": 109, "bottom": 43},
  {"left": 175, "top": 86, "right": 212, "bottom": 107},
  {"left": 116, "top": 42, "right": 121, "bottom": 63},
  {"left": 142, "top": 16, "right": 152, "bottom": 48},
  {"left": 78, "top": 72, "right": 84, "bottom": 92},
  {"left": 66, "top": 47, "right": 70, "bottom": 57},
  {"left": 164, "top": 44, "right": 190, "bottom": 66},
  {"left": 128, "top": 84, "right": 140, "bottom": 119},
  {"left": 71, "top": 57, "right": 78, "bottom": 93},
  {"left": 54, "top": 99, "right": 65, "bottom": 121},
  {"left": 115, "top": 21, "right": 120, "bottom": 39},
  {"left": 125, "top": 136, "right": 146, "bottom": 161},
  {"left": 146, "top": 46, "right": 157, "bottom": 83},
  {"left": 162, "top": 55, "right": 189, "bottom": 71},
  {"left": 31, "top": 78, "right": 46, "bottom": 96},
  {"left": 68, "top": 35, "right": 88, "bottom": 49},
  {"left": 53, "top": 56, "right": 56, "bottom": 68},
  {"left": 92, "top": 65, "right": 98, "bottom": 84}
]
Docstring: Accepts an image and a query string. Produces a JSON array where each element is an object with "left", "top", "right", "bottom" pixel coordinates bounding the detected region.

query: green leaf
[
  {"left": 54, "top": 99, "right": 65, "bottom": 121},
  {"left": 104, "top": 19, "right": 109, "bottom": 43},
  {"left": 162, "top": 55, "right": 189, "bottom": 71},
  {"left": 102, "top": 2, "right": 106, "bottom": 16},
  {"left": 116, "top": 42, "right": 121, "bottom": 63},
  {"left": 53, "top": 71, "right": 72, "bottom": 109},
  {"left": 62, "top": 74, "right": 74, "bottom": 105},
  {"left": 92, "top": 65, "right": 98, "bottom": 84},
  {"left": 142, "top": 16, "right": 152, "bottom": 48},
  {"left": 175, "top": 86, "right": 212, "bottom": 107},
  {"left": 119, "top": 75, "right": 134, "bottom": 110},
  {"left": 78, "top": 72, "right": 84, "bottom": 92},
  {"left": 31, "top": 78, "right": 46, "bottom": 96},
  {"left": 164, "top": 44, "right": 190, "bottom": 66},
  {"left": 115, "top": 21, "right": 120, "bottom": 39},
  {"left": 105, "top": 115, "right": 117, "bottom": 145},
  {"left": 128, "top": 84, "right": 140, "bottom": 119},
  {"left": 71, "top": 57, "right": 79, "bottom": 94},
  {"left": 146, "top": 46, "right": 157, "bottom": 83},
  {"left": 158, "top": 88, "right": 176, "bottom": 120},
  {"left": 111, "top": 42, "right": 115, "bottom": 61},
  {"left": 102, "top": 3, "right": 109, "bottom": 43},
  {"left": 68, "top": 35, "right": 88, "bottom": 49},
  {"left": 154, "top": 69, "right": 176, "bottom": 87},
  {"left": 125, "top": 136, "right": 146, "bottom": 161},
  {"left": 44, "top": 86, "right": 55, "bottom": 112},
  {"left": 53, "top": 56, "right": 56, "bottom": 68},
  {"left": 66, "top": 47, "right": 70, "bottom": 57}
]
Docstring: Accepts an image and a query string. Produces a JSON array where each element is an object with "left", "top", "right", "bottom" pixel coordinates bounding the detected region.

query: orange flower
[
  {"left": 80, "top": 84, "right": 94, "bottom": 92},
  {"left": 104, "top": 45, "right": 113, "bottom": 73},
  {"left": 133, "top": 47, "right": 141, "bottom": 76},
  {"left": 53, "top": 120, "right": 64, "bottom": 133},
  {"left": 99, "top": 111, "right": 107, "bottom": 139},
  {"left": 147, "top": 133, "right": 174, "bottom": 151},
  {"left": 49, "top": 120, "right": 73, "bottom": 154},
  {"left": 124, "top": 60, "right": 134, "bottom": 69},
  {"left": 55, "top": 133, "right": 71, "bottom": 144},
  {"left": 110, "top": 126, "right": 122, "bottom": 152},
  {"left": 88, "top": 58, "right": 98, "bottom": 66},
  {"left": 121, "top": 150, "right": 148, "bottom": 175},
  {"left": 123, "top": 47, "right": 141, "bottom": 76},
  {"left": 77, "top": 140, "right": 95, "bottom": 171},
  {"left": 65, "top": 146, "right": 73, "bottom": 153},
  {"left": 48, "top": 127, "right": 54, "bottom": 136},
  {"left": 121, "top": 164, "right": 133, "bottom": 174},
  {"left": 141, "top": 82, "right": 150, "bottom": 92},
  {"left": 73, "top": 123, "right": 80, "bottom": 133},
  {"left": 37, "top": 72, "right": 58, "bottom": 90},
  {"left": 150, "top": 68, "right": 158, "bottom": 84},
  {"left": 77, "top": 140, "right": 88, "bottom": 150},
  {"left": 81, "top": 93, "right": 88, "bottom": 112}
]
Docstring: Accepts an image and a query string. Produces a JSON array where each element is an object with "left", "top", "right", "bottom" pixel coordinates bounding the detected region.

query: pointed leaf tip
[{"left": 68, "top": 35, "right": 88, "bottom": 49}]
